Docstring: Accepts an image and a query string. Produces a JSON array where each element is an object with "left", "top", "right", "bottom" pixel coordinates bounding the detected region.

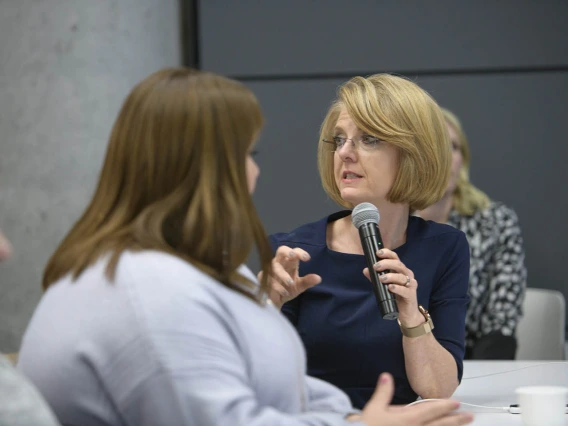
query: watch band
[{"left": 397, "top": 305, "right": 434, "bottom": 338}]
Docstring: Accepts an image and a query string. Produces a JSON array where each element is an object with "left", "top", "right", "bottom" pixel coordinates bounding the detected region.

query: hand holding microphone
[{"left": 352, "top": 203, "right": 423, "bottom": 326}]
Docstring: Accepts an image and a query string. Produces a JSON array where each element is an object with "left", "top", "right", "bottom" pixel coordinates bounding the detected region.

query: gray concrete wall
[{"left": 0, "top": 0, "right": 182, "bottom": 351}]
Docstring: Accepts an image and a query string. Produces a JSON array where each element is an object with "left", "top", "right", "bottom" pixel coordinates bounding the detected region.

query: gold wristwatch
[{"left": 397, "top": 305, "right": 434, "bottom": 338}]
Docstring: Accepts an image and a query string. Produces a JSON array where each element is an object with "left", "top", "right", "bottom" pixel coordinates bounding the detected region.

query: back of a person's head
[
  {"left": 318, "top": 73, "right": 450, "bottom": 211},
  {"left": 441, "top": 107, "right": 489, "bottom": 215},
  {"left": 43, "top": 68, "right": 272, "bottom": 299}
]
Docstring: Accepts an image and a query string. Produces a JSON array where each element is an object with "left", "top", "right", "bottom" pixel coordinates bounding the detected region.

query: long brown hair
[{"left": 43, "top": 68, "right": 273, "bottom": 301}]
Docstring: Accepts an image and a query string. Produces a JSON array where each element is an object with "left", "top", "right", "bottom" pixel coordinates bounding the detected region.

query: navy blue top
[{"left": 269, "top": 211, "right": 470, "bottom": 408}]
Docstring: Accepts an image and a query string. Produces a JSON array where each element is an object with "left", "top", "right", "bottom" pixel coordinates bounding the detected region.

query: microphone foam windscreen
[{"left": 351, "top": 202, "right": 380, "bottom": 229}]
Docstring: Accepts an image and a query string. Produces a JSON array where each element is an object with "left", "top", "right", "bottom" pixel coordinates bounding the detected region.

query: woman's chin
[{"left": 340, "top": 190, "right": 367, "bottom": 207}]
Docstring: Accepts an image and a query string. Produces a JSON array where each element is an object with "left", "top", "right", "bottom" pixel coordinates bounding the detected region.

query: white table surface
[{"left": 450, "top": 360, "right": 568, "bottom": 425}]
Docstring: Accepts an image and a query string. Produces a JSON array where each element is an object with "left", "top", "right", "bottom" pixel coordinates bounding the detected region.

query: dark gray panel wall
[
  {"left": 247, "top": 73, "right": 568, "bottom": 302},
  {"left": 414, "top": 73, "right": 568, "bottom": 299},
  {"left": 199, "top": 1, "right": 568, "bottom": 330},
  {"left": 200, "top": 0, "right": 568, "bottom": 77}
]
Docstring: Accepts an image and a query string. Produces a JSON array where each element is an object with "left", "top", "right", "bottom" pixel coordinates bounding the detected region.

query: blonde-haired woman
[
  {"left": 418, "top": 108, "right": 527, "bottom": 360},
  {"left": 17, "top": 69, "right": 472, "bottom": 426},
  {"left": 269, "top": 75, "right": 470, "bottom": 408}
]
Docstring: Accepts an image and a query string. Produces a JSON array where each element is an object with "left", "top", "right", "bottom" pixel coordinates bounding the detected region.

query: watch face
[{"left": 418, "top": 305, "right": 430, "bottom": 321}]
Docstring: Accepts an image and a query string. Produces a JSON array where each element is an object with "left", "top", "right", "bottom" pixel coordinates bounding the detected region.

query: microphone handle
[{"left": 359, "top": 223, "right": 399, "bottom": 320}]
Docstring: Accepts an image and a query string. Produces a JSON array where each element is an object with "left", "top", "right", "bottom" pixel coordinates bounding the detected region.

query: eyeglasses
[{"left": 322, "top": 135, "right": 382, "bottom": 152}]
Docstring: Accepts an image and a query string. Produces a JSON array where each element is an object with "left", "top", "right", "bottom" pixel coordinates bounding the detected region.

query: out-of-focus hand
[
  {"left": 355, "top": 372, "right": 473, "bottom": 426},
  {"left": 260, "top": 245, "right": 321, "bottom": 310},
  {"left": 363, "top": 248, "right": 424, "bottom": 328},
  {"left": 0, "top": 230, "right": 12, "bottom": 261}
]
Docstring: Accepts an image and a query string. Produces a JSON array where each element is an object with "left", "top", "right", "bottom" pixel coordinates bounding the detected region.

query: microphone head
[{"left": 351, "top": 202, "right": 380, "bottom": 229}]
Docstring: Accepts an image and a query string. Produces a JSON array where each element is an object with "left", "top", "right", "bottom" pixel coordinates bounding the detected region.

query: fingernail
[
  {"left": 380, "top": 373, "right": 389, "bottom": 384},
  {"left": 302, "top": 254, "right": 309, "bottom": 261},
  {"left": 287, "top": 279, "right": 294, "bottom": 285},
  {"left": 378, "top": 249, "right": 384, "bottom": 256},
  {"left": 379, "top": 274, "right": 387, "bottom": 281},
  {"left": 282, "top": 290, "right": 289, "bottom": 296},
  {"left": 288, "top": 251, "right": 295, "bottom": 259},
  {"left": 389, "top": 284, "right": 396, "bottom": 290},
  {"left": 454, "top": 401, "right": 461, "bottom": 409},
  {"left": 373, "top": 262, "right": 381, "bottom": 270}
]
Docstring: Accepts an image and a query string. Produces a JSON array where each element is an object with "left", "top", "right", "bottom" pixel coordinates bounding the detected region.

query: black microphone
[{"left": 352, "top": 202, "right": 399, "bottom": 320}]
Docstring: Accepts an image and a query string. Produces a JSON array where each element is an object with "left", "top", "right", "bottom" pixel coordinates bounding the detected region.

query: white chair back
[{"left": 516, "top": 288, "right": 566, "bottom": 360}]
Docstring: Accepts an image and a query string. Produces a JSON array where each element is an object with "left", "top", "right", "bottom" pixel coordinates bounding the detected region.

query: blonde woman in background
[{"left": 418, "top": 108, "right": 527, "bottom": 359}]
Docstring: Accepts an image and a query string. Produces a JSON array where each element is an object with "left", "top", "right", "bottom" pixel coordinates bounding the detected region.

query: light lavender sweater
[{"left": 18, "top": 251, "right": 362, "bottom": 426}]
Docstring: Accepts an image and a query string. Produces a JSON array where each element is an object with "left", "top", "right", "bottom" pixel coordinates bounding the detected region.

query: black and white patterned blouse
[{"left": 447, "top": 202, "right": 527, "bottom": 351}]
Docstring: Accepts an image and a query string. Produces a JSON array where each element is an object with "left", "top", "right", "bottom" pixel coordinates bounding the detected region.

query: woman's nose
[{"left": 336, "top": 139, "right": 357, "bottom": 160}]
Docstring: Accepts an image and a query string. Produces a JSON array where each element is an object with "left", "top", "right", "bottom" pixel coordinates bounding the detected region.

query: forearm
[
  {"left": 304, "top": 375, "right": 355, "bottom": 416},
  {"left": 403, "top": 333, "right": 458, "bottom": 399}
]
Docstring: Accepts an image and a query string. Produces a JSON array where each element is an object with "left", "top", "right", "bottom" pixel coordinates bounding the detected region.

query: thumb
[
  {"left": 369, "top": 373, "right": 394, "bottom": 408},
  {"left": 360, "top": 373, "right": 395, "bottom": 426},
  {"left": 297, "top": 274, "right": 322, "bottom": 292}
]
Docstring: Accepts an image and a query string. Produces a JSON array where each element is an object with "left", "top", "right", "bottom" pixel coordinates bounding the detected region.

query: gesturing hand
[
  {"left": 260, "top": 245, "right": 321, "bottom": 310},
  {"left": 355, "top": 373, "right": 473, "bottom": 426}
]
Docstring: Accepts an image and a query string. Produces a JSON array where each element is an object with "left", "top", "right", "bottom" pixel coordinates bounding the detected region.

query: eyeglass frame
[{"left": 321, "top": 135, "right": 383, "bottom": 152}]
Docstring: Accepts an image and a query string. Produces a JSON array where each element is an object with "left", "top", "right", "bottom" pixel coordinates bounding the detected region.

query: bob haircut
[
  {"left": 318, "top": 74, "right": 450, "bottom": 212},
  {"left": 43, "top": 68, "right": 273, "bottom": 302},
  {"left": 441, "top": 108, "right": 490, "bottom": 216}
]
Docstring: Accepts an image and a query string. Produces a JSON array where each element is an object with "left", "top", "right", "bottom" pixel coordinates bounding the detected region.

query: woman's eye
[
  {"left": 362, "top": 135, "right": 380, "bottom": 145},
  {"left": 333, "top": 136, "right": 346, "bottom": 146}
]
